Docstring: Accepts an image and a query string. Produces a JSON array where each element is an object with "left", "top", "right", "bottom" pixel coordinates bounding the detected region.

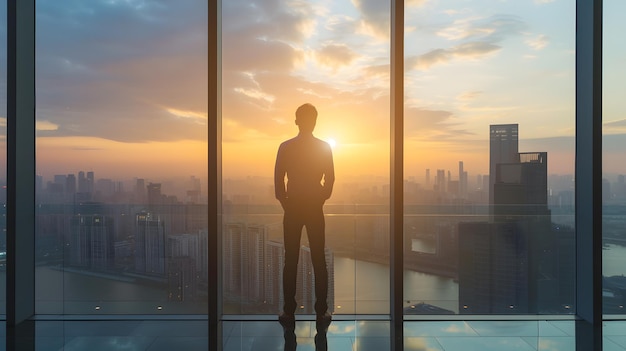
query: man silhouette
[{"left": 275, "top": 103, "right": 335, "bottom": 331}]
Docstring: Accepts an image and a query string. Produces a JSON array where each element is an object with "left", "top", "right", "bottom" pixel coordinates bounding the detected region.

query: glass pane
[
  {"left": 222, "top": 0, "right": 390, "bottom": 315},
  {"left": 602, "top": 0, "right": 626, "bottom": 316},
  {"left": 404, "top": 0, "right": 576, "bottom": 315},
  {"left": 35, "top": 1, "right": 208, "bottom": 314}
]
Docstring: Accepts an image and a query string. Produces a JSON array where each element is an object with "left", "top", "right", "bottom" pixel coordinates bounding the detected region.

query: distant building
[
  {"left": 167, "top": 256, "right": 197, "bottom": 302},
  {"left": 265, "top": 240, "right": 285, "bottom": 311},
  {"left": 69, "top": 214, "right": 115, "bottom": 271},
  {"left": 222, "top": 223, "right": 267, "bottom": 305},
  {"left": 135, "top": 211, "right": 166, "bottom": 275},
  {"left": 489, "top": 124, "right": 519, "bottom": 205},
  {"left": 147, "top": 183, "right": 162, "bottom": 207},
  {"left": 459, "top": 125, "right": 562, "bottom": 314}
]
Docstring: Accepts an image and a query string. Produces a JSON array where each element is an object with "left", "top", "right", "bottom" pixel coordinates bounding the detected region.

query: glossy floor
[{"left": 0, "top": 320, "right": 625, "bottom": 350}]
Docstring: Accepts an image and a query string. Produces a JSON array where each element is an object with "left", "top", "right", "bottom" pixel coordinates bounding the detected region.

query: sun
[{"left": 327, "top": 138, "right": 337, "bottom": 149}]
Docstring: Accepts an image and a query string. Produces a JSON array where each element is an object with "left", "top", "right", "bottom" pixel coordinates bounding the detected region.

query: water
[
  {"left": 1, "top": 244, "right": 621, "bottom": 315},
  {"left": 603, "top": 243, "right": 626, "bottom": 277}
]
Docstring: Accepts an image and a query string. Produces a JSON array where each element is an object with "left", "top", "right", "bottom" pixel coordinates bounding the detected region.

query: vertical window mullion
[
  {"left": 208, "top": 0, "right": 222, "bottom": 350},
  {"left": 575, "top": 0, "right": 603, "bottom": 349},
  {"left": 7, "top": 0, "right": 36, "bottom": 326},
  {"left": 390, "top": 0, "right": 404, "bottom": 350}
]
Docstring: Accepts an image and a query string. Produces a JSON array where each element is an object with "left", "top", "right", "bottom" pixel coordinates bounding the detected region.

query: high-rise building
[
  {"left": 494, "top": 152, "right": 549, "bottom": 219},
  {"left": 167, "top": 256, "right": 197, "bottom": 302},
  {"left": 69, "top": 214, "right": 115, "bottom": 271},
  {"left": 66, "top": 174, "right": 76, "bottom": 195},
  {"left": 222, "top": 223, "right": 267, "bottom": 305},
  {"left": 78, "top": 171, "right": 87, "bottom": 193},
  {"left": 459, "top": 125, "right": 561, "bottom": 314},
  {"left": 436, "top": 169, "right": 445, "bottom": 192},
  {"left": 265, "top": 240, "right": 285, "bottom": 311},
  {"left": 459, "top": 161, "right": 468, "bottom": 199},
  {"left": 135, "top": 211, "right": 166, "bottom": 275},
  {"left": 135, "top": 178, "right": 146, "bottom": 203},
  {"left": 458, "top": 221, "right": 530, "bottom": 314},
  {"left": 86, "top": 171, "right": 95, "bottom": 193},
  {"left": 147, "top": 183, "right": 162, "bottom": 207},
  {"left": 489, "top": 124, "right": 519, "bottom": 205}
]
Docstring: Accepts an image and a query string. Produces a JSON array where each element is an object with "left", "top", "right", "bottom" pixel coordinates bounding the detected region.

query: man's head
[{"left": 295, "top": 103, "right": 317, "bottom": 133}]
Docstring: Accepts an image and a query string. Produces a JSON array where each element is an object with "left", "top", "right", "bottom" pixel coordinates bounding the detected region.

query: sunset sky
[{"left": 0, "top": 0, "right": 625, "bottom": 183}]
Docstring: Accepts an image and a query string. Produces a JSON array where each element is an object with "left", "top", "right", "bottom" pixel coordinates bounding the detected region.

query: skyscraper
[
  {"left": 222, "top": 223, "right": 267, "bottom": 305},
  {"left": 135, "top": 211, "right": 166, "bottom": 275},
  {"left": 458, "top": 125, "right": 559, "bottom": 314},
  {"left": 69, "top": 214, "right": 115, "bottom": 271},
  {"left": 489, "top": 124, "right": 519, "bottom": 205},
  {"left": 66, "top": 174, "right": 76, "bottom": 195},
  {"left": 167, "top": 256, "right": 197, "bottom": 302},
  {"left": 265, "top": 240, "right": 285, "bottom": 311},
  {"left": 147, "top": 183, "right": 162, "bottom": 207}
]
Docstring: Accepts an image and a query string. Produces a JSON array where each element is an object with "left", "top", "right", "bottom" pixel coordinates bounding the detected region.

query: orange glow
[{"left": 37, "top": 137, "right": 207, "bottom": 179}]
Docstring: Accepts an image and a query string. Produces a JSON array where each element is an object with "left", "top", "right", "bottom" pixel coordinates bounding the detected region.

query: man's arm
[
  {"left": 274, "top": 145, "right": 287, "bottom": 203},
  {"left": 322, "top": 145, "right": 335, "bottom": 200}
]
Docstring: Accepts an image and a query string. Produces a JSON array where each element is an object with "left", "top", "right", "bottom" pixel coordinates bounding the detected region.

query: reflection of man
[{"left": 275, "top": 103, "right": 335, "bottom": 331}]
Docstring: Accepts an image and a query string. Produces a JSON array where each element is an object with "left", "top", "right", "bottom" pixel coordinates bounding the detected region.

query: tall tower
[
  {"left": 266, "top": 240, "right": 285, "bottom": 311},
  {"left": 147, "top": 183, "right": 162, "bottom": 207},
  {"left": 459, "top": 161, "right": 468, "bottom": 199},
  {"left": 66, "top": 174, "right": 77, "bottom": 195},
  {"left": 135, "top": 211, "right": 166, "bottom": 275},
  {"left": 489, "top": 124, "right": 519, "bottom": 205},
  {"left": 69, "top": 214, "right": 114, "bottom": 270},
  {"left": 86, "top": 171, "right": 95, "bottom": 193}
]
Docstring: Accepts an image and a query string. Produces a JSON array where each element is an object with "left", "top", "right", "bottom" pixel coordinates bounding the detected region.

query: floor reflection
[{"left": 4, "top": 319, "right": 626, "bottom": 350}]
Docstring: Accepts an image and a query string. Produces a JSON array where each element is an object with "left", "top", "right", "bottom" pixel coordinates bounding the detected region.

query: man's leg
[
  {"left": 305, "top": 205, "right": 328, "bottom": 316},
  {"left": 282, "top": 210, "right": 303, "bottom": 316}
]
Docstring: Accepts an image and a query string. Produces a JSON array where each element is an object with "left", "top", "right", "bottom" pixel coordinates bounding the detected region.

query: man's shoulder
[
  {"left": 279, "top": 137, "right": 299, "bottom": 149},
  {"left": 313, "top": 137, "right": 332, "bottom": 152}
]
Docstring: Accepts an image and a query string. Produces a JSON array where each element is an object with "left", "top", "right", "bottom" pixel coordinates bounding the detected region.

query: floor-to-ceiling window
[
  {"left": 221, "top": 0, "right": 391, "bottom": 316},
  {"left": 2, "top": 0, "right": 616, "bottom": 350},
  {"left": 403, "top": 0, "right": 576, "bottom": 316},
  {"left": 34, "top": 0, "right": 209, "bottom": 315},
  {"left": 602, "top": 0, "right": 626, "bottom": 318}
]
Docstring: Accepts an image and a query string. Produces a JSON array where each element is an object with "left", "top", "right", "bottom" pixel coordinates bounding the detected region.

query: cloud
[
  {"left": 457, "top": 91, "right": 483, "bottom": 101},
  {"left": 408, "top": 42, "right": 501, "bottom": 70},
  {"left": 351, "top": 0, "right": 427, "bottom": 38},
  {"left": 36, "top": 120, "right": 60, "bottom": 131},
  {"left": 526, "top": 34, "right": 549, "bottom": 50},
  {"left": 351, "top": 0, "right": 390, "bottom": 37},
  {"left": 436, "top": 15, "right": 527, "bottom": 42},
  {"left": 604, "top": 118, "right": 626, "bottom": 133},
  {"left": 222, "top": 0, "right": 317, "bottom": 44},
  {"left": 165, "top": 108, "right": 207, "bottom": 123},
  {"left": 406, "top": 14, "right": 527, "bottom": 71},
  {"left": 35, "top": 0, "right": 208, "bottom": 143},
  {"left": 405, "top": 107, "right": 473, "bottom": 140},
  {"left": 315, "top": 43, "right": 358, "bottom": 69}
]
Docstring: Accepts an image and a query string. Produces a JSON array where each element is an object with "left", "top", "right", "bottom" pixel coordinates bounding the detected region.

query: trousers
[{"left": 282, "top": 201, "right": 328, "bottom": 315}]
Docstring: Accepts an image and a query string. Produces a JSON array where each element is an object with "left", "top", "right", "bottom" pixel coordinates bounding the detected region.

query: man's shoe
[
  {"left": 315, "top": 311, "right": 332, "bottom": 332},
  {"left": 279, "top": 312, "right": 296, "bottom": 331}
]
